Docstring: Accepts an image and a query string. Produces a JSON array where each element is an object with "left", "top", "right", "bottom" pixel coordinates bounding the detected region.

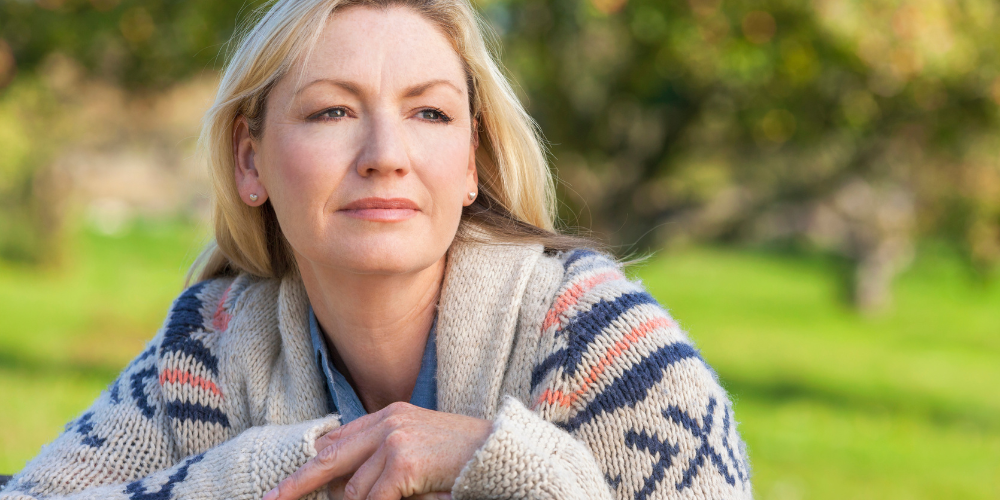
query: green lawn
[{"left": 1, "top": 222, "right": 997, "bottom": 499}]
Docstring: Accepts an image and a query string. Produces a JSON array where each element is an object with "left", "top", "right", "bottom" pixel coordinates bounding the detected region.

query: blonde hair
[{"left": 194, "top": 0, "right": 587, "bottom": 281}]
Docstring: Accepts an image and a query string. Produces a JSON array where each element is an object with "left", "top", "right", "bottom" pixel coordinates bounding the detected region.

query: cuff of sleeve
[
  {"left": 451, "top": 397, "right": 612, "bottom": 500},
  {"left": 179, "top": 415, "right": 342, "bottom": 500}
]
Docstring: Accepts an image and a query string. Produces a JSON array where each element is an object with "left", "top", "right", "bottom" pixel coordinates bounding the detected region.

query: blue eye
[{"left": 419, "top": 108, "right": 452, "bottom": 122}]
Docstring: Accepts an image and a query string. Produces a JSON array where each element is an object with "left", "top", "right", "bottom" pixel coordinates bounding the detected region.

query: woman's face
[{"left": 235, "top": 6, "right": 478, "bottom": 276}]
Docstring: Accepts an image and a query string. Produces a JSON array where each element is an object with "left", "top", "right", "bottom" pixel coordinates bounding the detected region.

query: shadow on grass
[
  {"left": 723, "top": 374, "right": 998, "bottom": 431},
  {"left": 0, "top": 350, "right": 121, "bottom": 383}
]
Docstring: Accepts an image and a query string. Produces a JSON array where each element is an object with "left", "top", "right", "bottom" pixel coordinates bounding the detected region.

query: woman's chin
[{"left": 317, "top": 237, "right": 447, "bottom": 276}]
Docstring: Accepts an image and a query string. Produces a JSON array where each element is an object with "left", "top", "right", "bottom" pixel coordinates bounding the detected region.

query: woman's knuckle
[
  {"left": 384, "top": 428, "right": 410, "bottom": 448},
  {"left": 386, "top": 401, "right": 412, "bottom": 414},
  {"left": 315, "top": 442, "right": 340, "bottom": 467},
  {"left": 325, "top": 426, "right": 344, "bottom": 441}
]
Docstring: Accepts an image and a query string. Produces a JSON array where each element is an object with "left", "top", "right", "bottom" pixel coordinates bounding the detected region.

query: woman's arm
[
  {"left": 452, "top": 250, "right": 753, "bottom": 500},
  {"left": 0, "top": 280, "right": 340, "bottom": 500}
]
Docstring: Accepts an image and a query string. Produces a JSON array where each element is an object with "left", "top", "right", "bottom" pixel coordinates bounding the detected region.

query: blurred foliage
[
  {"left": 0, "top": 77, "right": 65, "bottom": 263},
  {"left": 487, "top": 0, "right": 1000, "bottom": 309},
  {"left": 2, "top": 0, "right": 1000, "bottom": 309},
  {"left": 0, "top": 0, "right": 267, "bottom": 88},
  {"left": 0, "top": 0, "right": 262, "bottom": 262}
]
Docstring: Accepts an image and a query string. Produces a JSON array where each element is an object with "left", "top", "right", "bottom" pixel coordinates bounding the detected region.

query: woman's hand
[{"left": 263, "top": 402, "right": 493, "bottom": 500}]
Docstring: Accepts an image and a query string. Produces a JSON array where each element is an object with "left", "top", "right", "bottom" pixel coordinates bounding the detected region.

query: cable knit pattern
[{"left": 1, "top": 240, "right": 751, "bottom": 500}]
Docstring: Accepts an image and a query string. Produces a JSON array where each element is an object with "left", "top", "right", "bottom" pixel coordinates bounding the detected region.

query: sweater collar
[
  {"left": 275, "top": 237, "right": 544, "bottom": 421},
  {"left": 435, "top": 238, "right": 544, "bottom": 419}
]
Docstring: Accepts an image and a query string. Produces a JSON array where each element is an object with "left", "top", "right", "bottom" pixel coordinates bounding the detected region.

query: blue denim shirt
[{"left": 308, "top": 306, "right": 438, "bottom": 424}]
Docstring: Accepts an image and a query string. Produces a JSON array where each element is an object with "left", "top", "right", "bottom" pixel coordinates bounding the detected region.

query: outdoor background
[{"left": 1, "top": 0, "right": 998, "bottom": 498}]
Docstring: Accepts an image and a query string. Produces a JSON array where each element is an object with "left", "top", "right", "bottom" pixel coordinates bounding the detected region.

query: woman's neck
[{"left": 297, "top": 255, "right": 445, "bottom": 413}]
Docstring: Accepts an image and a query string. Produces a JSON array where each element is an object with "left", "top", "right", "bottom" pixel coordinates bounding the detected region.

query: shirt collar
[{"left": 308, "top": 306, "right": 437, "bottom": 424}]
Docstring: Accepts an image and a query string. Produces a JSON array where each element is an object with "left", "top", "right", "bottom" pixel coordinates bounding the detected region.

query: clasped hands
[{"left": 263, "top": 402, "right": 493, "bottom": 500}]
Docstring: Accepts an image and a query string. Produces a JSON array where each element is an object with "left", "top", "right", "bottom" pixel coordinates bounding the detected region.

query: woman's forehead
[{"left": 288, "top": 5, "right": 467, "bottom": 97}]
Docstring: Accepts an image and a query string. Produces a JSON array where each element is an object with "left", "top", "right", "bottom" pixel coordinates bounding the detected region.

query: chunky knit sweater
[{"left": 1, "top": 240, "right": 752, "bottom": 500}]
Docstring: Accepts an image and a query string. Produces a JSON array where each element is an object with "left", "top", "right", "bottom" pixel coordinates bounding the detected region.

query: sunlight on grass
[
  {"left": 634, "top": 245, "right": 1000, "bottom": 499},
  {"left": 0, "top": 219, "right": 208, "bottom": 473}
]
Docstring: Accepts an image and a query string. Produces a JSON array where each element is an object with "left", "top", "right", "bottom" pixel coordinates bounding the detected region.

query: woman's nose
[{"left": 354, "top": 110, "right": 411, "bottom": 177}]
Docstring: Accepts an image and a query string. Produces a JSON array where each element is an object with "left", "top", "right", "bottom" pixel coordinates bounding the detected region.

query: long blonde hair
[{"left": 194, "top": 0, "right": 586, "bottom": 282}]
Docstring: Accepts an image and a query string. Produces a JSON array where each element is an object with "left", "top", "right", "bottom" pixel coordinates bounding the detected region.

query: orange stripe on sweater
[
  {"left": 159, "top": 369, "right": 223, "bottom": 397},
  {"left": 541, "top": 271, "right": 622, "bottom": 332},
  {"left": 212, "top": 286, "right": 232, "bottom": 332},
  {"left": 536, "top": 316, "right": 674, "bottom": 408}
]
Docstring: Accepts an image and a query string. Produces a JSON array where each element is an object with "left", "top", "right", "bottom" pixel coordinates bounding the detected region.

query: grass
[
  {"left": 633, "top": 245, "right": 1000, "bottom": 499},
  {"left": 1, "top": 221, "right": 997, "bottom": 498},
  {"left": 0, "top": 219, "right": 208, "bottom": 473}
]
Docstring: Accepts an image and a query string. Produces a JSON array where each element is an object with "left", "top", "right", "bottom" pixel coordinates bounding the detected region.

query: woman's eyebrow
[
  {"left": 402, "top": 79, "right": 464, "bottom": 98},
  {"left": 294, "top": 78, "right": 463, "bottom": 98},
  {"left": 295, "top": 78, "right": 362, "bottom": 96}
]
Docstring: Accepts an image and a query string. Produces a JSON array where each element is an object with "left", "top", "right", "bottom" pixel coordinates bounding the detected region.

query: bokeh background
[{"left": 1, "top": 0, "right": 999, "bottom": 497}]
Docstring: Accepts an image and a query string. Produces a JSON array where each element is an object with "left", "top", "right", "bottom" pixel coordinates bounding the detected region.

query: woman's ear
[
  {"left": 464, "top": 122, "right": 479, "bottom": 207},
  {"left": 233, "top": 116, "right": 269, "bottom": 206}
]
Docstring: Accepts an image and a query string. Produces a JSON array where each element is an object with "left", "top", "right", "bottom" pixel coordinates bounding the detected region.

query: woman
[{"left": 0, "top": 0, "right": 752, "bottom": 498}]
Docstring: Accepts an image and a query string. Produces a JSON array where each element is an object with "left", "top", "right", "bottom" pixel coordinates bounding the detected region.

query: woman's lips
[{"left": 339, "top": 197, "right": 419, "bottom": 222}]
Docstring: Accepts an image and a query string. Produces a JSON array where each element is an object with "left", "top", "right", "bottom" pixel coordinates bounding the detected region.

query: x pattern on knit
[
  {"left": 623, "top": 398, "right": 750, "bottom": 500},
  {"left": 124, "top": 453, "right": 205, "bottom": 500},
  {"left": 69, "top": 412, "right": 106, "bottom": 449},
  {"left": 533, "top": 249, "right": 752, "bottom": 499}
]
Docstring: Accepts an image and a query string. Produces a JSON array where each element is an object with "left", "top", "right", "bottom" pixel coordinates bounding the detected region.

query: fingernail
[{"left": 262, "top": 488, "right": 278, "bottom": 500}]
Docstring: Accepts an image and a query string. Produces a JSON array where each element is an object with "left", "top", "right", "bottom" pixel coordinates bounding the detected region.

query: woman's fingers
[
  {"left": 267, "top": 403, "right": 487, "bottom": 500},
  {"left": 342, "top": 444, "right": 387, "bottom": 500},
  {"left": 264, "top": 421, "right": 387, "bottom": 500},
  {"left": 315, "top": 410, "right": 382, "bottom": 452}
]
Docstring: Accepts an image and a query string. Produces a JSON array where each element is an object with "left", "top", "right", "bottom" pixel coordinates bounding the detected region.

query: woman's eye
[
  {"left": 316, "top": 107, "right": 347, "bottom": 120},
  {"left": 418, "top": 109, "right": 451, "bottom": 122}
]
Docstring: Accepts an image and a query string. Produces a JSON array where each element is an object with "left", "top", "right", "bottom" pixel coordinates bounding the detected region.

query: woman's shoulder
[
  {"left": 153, "top": 273, "right": 284, "bottom": 376},
  {"left": 165, "top": 273, "right": 282, "bottom": 336},
  {"left": 531, "top": 247, "right": 714, "bottom": 405},
  {"left": 535, "top": 247, "right": 653, "bottom": 320}
]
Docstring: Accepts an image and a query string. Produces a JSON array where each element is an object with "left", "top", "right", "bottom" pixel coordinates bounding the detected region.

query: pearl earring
[
  {"left": 468, "top": 192, "right": 477, "bottom": 200},
  {"left": 249, "top": 193, "right": 258, "bottom": 202}
]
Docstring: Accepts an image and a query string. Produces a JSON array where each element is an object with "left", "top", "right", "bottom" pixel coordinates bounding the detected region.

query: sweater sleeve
[
  {"left": 0, "top": 279, "right": 339, "bottom": 500},
  {"left": 452, "top": 250, "right": 753, "bottom": 500}
]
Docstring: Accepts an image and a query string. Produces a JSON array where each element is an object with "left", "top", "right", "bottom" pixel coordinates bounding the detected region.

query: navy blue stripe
[
  {"left": 625, "top": 429, "right": 681, "bottom": 500},
  {"left": 530, "top": 291, "right": 659, "bottom": 391},
  {"left": 126, "top": 452, "right": 205, "bottom": 500},
  {"left": 160, "top": 282, "right": 219, "bottom": 375},
  {"left": 165, "top": 400, "right": 231, "bottom": 428},
  {"left": 160, "top": 336, "right": 219, "bottom": 375},
  {"left": 562, "top": 249, "right": 600, "bottom": 270},
  {"left": 73, "top": 412, "right": 107, "bottom": 448},
  {"left": 165, "top": 281, "right": 208, "bottom": 335},
  {"left": 530, "top": 347, "right": 566, "bottom": 391},
  {"left": 558, "top": 342, "right": 703, "bottom": 432},
  {"left": 130, "top": 367, "right": 159, "bottom": 419},
  {"left": 109, "top": 378, "right": 121, "bottom": 404},
  {"left": 560, "top": 291, "right": 659, "bottom": 376}
]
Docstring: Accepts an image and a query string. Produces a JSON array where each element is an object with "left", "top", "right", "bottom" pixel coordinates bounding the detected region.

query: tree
[{"left": 489, "top": 0, "right": 1000, "bottom": 310}]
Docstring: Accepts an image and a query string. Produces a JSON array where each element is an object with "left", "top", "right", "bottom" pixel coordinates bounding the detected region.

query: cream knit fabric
[{"left": 1, "top": 239, "right": 752, "bottom": 500}]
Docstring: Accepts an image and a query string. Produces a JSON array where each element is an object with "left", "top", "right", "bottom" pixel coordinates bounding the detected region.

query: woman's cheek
[{"left": 262, "top": 136, "right": 335, "bottom": 244}]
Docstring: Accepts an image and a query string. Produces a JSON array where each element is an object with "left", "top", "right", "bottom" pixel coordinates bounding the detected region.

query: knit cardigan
[{"left": 1, "top": 240, "right": 753, "bottom": 500}]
